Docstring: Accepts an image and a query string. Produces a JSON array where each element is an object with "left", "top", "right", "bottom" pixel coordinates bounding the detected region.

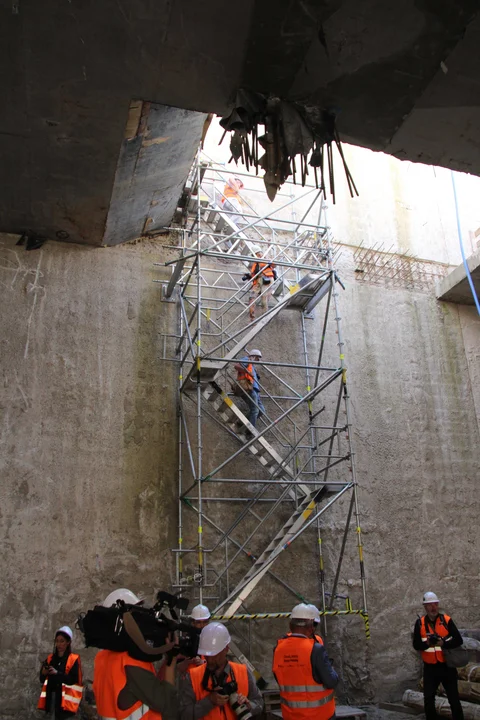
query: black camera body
[
  {"left": 77, "top": 591, "right": 199, "bottom": 662},
  {"left": 427, "top": 633, "right": 441, "bottom": 647},
  {"left": 216, "top": 673, "right": 252, "bottom": 720}
]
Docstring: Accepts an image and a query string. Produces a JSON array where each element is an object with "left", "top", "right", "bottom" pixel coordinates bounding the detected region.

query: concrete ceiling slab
[{"left": 1, "top": 0, "right": 480, "bottom": 246}]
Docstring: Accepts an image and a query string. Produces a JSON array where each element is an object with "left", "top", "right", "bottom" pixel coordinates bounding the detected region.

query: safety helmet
[
  {"left": 197, "top": 621, "right": 231, "bottom": 656},
  {"left": 307, "top": 604, "right": 321, "bottom": 623},
  {"left": 249, "top": 349, "right": 262, "bottom": 359},
  {"left": 423, "top": 591, "right": 439, "bottom": 604},
  {"left": 291, "top": 603, "right": 316, "bottom": 621},
  {"left": 55, "top": 626, "right": 73, "bottom": 641},
  {"left": 102, "top": 588, "right": 143, "bottom": 607},
  {"left": 190, "top": 604, "right": 211, "bottom": 621},
  {"left": 250, "top": 245, "right": 261, "bottom": 255}
]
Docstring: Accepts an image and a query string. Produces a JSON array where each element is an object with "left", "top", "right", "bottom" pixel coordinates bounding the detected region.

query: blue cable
[{"left": 450, "top": 170, "right": 480, "bottom": 315}]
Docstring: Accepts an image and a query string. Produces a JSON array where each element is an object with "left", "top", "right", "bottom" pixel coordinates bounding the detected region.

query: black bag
[{"left": 444, "top": 646, "right": 469, "bottom": 668}]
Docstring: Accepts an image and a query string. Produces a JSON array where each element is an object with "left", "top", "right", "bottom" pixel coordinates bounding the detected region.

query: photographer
[
  {"left": 93, "top": 589, "right": 178, "bottom": 720},
  {"left": 180, "top": 622, "right": 263, "bottom": 720},
  {"left": 412, "top": 591, "right": 464, "bottom": 720},
  {"left": 38, "top": 626, "right": 83, "bottom": 719}
]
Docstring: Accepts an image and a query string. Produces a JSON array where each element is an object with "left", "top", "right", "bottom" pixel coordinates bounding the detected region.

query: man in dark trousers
[
  {"left": 412, "top": 591, "right": 464, "bottom": 720},
  {"left": 273, "top": 603, "right": 338, "bottom": 720}
]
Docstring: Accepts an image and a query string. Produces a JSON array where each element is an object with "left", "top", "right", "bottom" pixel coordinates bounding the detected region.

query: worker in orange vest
[
  {"left": 235, "top": 349, "right": 265, "bottom": 428},
  {"left": 93, "top": 589, "right": 178, "bottom": 720},
  {"left": 221, "top": 177, "right": 245, "bottom": 225},
  {"left": 38, "top": 625, "right": 83, "bottom": 718},
  {"left": 242, "top": 246, "right": 276, "bottom": 320},
  {"left": 180, "top": 622, "right": 263, "bottom": 720},
  {"left": 412, "top": 591, "right": 464, "bottom": 720},
  {"left": 273, "top": 604, "right": 338, "bottom": 720}
]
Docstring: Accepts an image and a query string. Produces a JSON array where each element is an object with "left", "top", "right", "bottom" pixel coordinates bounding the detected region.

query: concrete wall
[
  {"left": 0, "top": 234, "right": 178, "bottom": 717},
  {"left": 0, "top": 231, "right": 479, "bottom": 716}
]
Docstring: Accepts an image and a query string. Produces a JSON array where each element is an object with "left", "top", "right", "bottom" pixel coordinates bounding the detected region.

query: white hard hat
[
  {"left": 249, "top": 349, "right": 262, "bottom": 358},
  {"left": 307, "top": 604, "right": 321, "bottom": 623},
  {"left": 291, "top": 603, "right": 316, "bottom": 621},
  {"left": 190, "top": 604, "right": 211, "bottom": 621},
  {"left": 197, "top": 621, "right": 231, "bottom": 656},
  {"left": 423, "top": 591, "right": 439, "bottom": 604},
  {"left": 250, "top": 245, "right": 261, "bottom": 254},
  {"left": 102, "top": 588, "right": 143, "bottom": 607},
  {"left": 55, "top": 626, "right": 73, "bottom": 640}
]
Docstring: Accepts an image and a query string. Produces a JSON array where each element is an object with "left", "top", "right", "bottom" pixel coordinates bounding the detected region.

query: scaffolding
[{"left": 156, "top": 154, "right": 368, "bottom": 678}]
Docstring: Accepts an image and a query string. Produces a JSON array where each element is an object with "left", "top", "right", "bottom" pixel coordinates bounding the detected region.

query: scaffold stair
[
  {"left": 220, "top": 480, "right": 346, "bottom": 619},
  {"left": 182, "top": 272, "right": 332, "bottom": 390},
  {"left": 203, "top": 381, "right": 311, "bottom": 497}
]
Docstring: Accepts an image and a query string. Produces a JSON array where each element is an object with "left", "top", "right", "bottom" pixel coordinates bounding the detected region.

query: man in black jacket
[{"left": 412, "top": 591, "right": 464, "bottom": 720}]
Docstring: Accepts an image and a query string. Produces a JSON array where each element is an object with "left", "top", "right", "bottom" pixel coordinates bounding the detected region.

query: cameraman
[
  {"left": 412, "top": 591, "right": 464, "bottom": 720},
  {"left": 180, "top": 622, "right": 263, "bottom": 720},
  {"left": 93, "top": 589, "right": 178, "bottom": 720}
]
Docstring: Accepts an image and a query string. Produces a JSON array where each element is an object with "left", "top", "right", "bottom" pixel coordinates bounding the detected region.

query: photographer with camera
[
  {"left": 412, "top": 591, "right": 464, "bottom": 720},
  {"left": 93, "top": 589, "right": 179, "bottom": 720},
  {"left": 180, "top": 622, "right": 263, "bottom": 720},
  {"left": 38, "top": 625, "right": 83, "bottom": 719},
  {"left": 273, "top": 604, "right": 338, "bottom": 720}
]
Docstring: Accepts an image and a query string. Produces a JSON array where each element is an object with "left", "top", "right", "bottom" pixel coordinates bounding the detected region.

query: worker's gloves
[{"left": 242, "top": 274, "right": 251, "bottom": 281}]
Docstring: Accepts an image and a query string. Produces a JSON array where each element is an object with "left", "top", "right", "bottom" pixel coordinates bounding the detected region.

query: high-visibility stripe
[
  {"left": 279, "top": 684, "right": 326, "bottom": 692},
  {"left": 63, "top": 693, "right": 82, "bottom": 705},
  {"left": 280, "top": 692, "right": 334, "bottom": 708},
  {"left": 39, "top": 691, "right": 47, "bottom": 698}
]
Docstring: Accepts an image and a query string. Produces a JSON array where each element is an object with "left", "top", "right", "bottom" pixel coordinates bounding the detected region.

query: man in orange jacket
[
  {"left": 273, "top": 603, "right": 338, "bottom": 720},
  {"left": 242, "top": 246, "right": 276, "bottom": 320},
  {"left": 412, "top": 591, "right": 464, "bottom": 720},
  {"left": 93, "top": 589, "right": 178, "bottom": 720},
  {"left": 180, "top": 622, "right": 263, "bottom": 720}
]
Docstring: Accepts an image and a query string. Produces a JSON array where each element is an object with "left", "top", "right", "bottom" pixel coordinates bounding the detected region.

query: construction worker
[
  {"left": 273, "top": 603, "right": 338, "bottom": 720},
  {"left": 221, "top": 177, "right": 245, "bottom": 225},
  {"left": 38, "top": 626, "right": 83, "bottom": 718},
  {"left": 190, "top": 604, "right": 211, "bottom": 631},
  {"left": 235, "top": 349, "right": 265, "bottom": 428},
  {"left": 412, "top": 591, "right": 464, "bottom": 720},
  {"left": 93, "top": 589, "right": 178, "bottom": 720},
  {"left": 179, "top": 622, "right": 263, "bottom": 720},
  {"left": 242, "top": 246, "right": 276, "bottom": 320}
]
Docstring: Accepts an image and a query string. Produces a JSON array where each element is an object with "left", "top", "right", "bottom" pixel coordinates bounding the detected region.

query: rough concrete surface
[{"left": 0, "top": 233, "right": 479, "bottom": 717}]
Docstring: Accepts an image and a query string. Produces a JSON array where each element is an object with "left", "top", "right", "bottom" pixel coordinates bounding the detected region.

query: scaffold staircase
[
  {"left": 219, "top": 479, "right": 351, "bottom": 619},
  {"left": 202, "top": 380, "right": 311, "bottom": 496},
  {"left": 181, "top": 271, "right": 332, "bottom": 391},
  {"left": 161, "top": 154, "right": 368, "bottom": 678}
]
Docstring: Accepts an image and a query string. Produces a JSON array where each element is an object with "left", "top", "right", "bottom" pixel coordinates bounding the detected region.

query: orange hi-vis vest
[
  {"left": 237, "top": 362, "right": 254, "bottom": 384},
  {"left": 420, "top": 614, "right": 451, "bottom": 664},
  {"left": 250, "top": 262, "right": 275, "bottom": 285},
  {"left": 273, "top": 634, "right": 335, "bottom": 720},
  {"left": 222, "top": 183, "right": 240, "bottom": 203},
  {"left": 189, "top": 661, "right": 249, "bottom": 720},
  {"left": 93, "top": 650, "right": 162, "bottom": 720},
  {"left": 314, "top": 635, "right": 324, "bottom": 645},
  {"left": 38, "top": 653, "right": 83, "bottom": 714}
]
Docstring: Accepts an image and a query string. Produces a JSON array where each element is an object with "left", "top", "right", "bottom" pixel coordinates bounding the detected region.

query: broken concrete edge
[{"left": 436, "top": 248, "right": 480, "bottom": 303}]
